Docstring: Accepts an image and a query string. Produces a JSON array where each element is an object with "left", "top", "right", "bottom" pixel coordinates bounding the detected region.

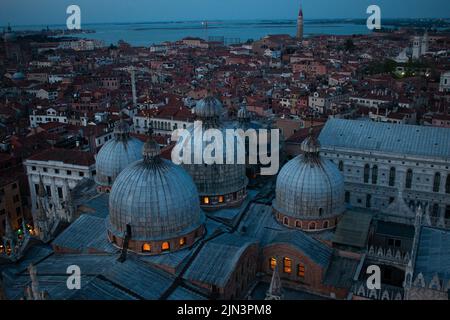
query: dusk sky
[{"left": 1, "top": 0, "right": 449, "bottom": 26}]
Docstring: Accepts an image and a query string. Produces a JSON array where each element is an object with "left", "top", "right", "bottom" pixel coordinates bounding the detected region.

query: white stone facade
[
  {"left": 24, "top": 159, "right": 95, "bottom": 223},
  {"left": 320, "top": 149, "right": 450, "bottom": 226}
]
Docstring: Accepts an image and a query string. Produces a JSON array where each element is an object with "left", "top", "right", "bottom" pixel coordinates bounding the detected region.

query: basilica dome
[
  {"left": 175, "top": 94, "right": 248, "bottom": 210},
  {"left": 194, "top": 96, "right": 224, "bottom": 120},
  {"left": 95, "top": 118, "right": 143, "bottom": 192},
  {"left": 273, "top": 132, "right": 345, "bottom": 231},
  {"left": 108, "top": 137, "right": 205, "bottom": 255}
]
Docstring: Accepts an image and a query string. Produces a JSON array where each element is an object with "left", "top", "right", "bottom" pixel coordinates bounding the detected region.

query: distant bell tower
[{"left": 296, "top": 3, "right": 304, "bottom": 41}]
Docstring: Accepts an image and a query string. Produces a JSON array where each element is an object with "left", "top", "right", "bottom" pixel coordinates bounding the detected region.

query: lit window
[
  {"left": 142, "top": 243, "right": 151, "bottom": 252},
  {"left": 179, "top": 237, "right": 186, "bottom": 247},
  {"left": 270, "top": 257, "right": 277, "bottom": 270},
  {"left": 218, "top": 196, "right": 224, "bottom": 203},
  {"left": 161, "top": 242, "right": 170, "bottom": 251},
  {"left": 203, "top": 197, "right": 210, "bottom": 204},
  {"left": 298, "top": 264, "right": 306, "bottom": 278},
  {"left": 283, "top": 257, "right": 292, "bottom": 274}
]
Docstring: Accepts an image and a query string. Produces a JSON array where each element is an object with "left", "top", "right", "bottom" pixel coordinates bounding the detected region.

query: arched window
[
  {"left": 283, "top": 257, "right": 292, "bottom": 274},
  {"left": 179, "top": 237, "right": 186, "bottom": 247},
  {"left": 142, "top": 243, "right": 151, "bottom": 252},
  {"left": 111, "top": 235, "right": 116, "bottom": 244},
  {"left": 364, "top": 164, "right": 370, "bottom": 183},
  {"left": 283, "top": 217, "right": 289, "bottom": 225},
  {"left": 161, "top": 242, "right": 170, "bottom": 252},
  {"left": 218, "top": 195, "right": 224, "bottom": 203},
  {"left": 446, "top": 174, "right": 450, "bottom": 194},
  {"left": 323, "top": 220, "right": 329, "bottom": 229},
  {"left": 372, "top": 165, "right": 378, "bottom": 185},
  {"left": 433, "top": 172, "right": 441, "bottom": 193},
  {"left": 405, "top": 169, "right": 413, "bottom": 189},
  {"left": 298, "top": 264, "right": 306, "bottom": 278},
  {"left": 366, "top": 194, "right": 372, "bottom": 208},
  {"left": 309, "top": 222, "right": 316, "bottom": 230},
  {"left": 389, "top": 167, "right": 396, "bottom": 187},
  {"left": 318, "top": 208, "right": 323, "bottom": 216},
  {"left": 432, "top": 204, "right": 439, "bottom": 218},
  {"left": 295, "top": 220, "right": 302, "bottom": 228},
  {"left": 269, "top": 257, "right": 277, "bottom": 270},
  {"left": 203, "top": 197, "right": 210, "bottom": 204},
  {"left": 338, "top": 161, "right": 344, "bottom": 172}
]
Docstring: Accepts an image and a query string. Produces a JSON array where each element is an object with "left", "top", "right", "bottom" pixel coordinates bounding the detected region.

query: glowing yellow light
[
  {"left": 298, "top": 264, "right": 306, "bottom": 277},
  {"left": 283, "top": 257, "right": 292, "bottom": 274},
  {"left": 161, "top": 242, "right": 170, "bottom": 251},
  {"left": 270, "top": 257, "right": 277, "bottom": 270},
  {"left": 142, "top": 243, "right": 151, "bottom": 252}
]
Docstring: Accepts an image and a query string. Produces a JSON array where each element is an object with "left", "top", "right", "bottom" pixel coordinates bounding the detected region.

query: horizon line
[{"left": 4, "top": 17, "right": 450, "bottom": 29}]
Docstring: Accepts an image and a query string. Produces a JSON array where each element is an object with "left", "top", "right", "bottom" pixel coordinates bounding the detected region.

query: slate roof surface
[
  {"left": 319, "top": 118, "right": 450, "bottom": 160},
  {"left": 415, "top": 227, "right": 450, "bottom": 282},
  {"left": 52, "top": 214, "right": 117, "bottom": 253},
  {"left": 332, "top": 210, "right": 372, "bottom": 249},
  {"left": 183, "top": 233, "right": 258, "bottom": 287},
  {"left": 323, "top": 255, "right": 359, "bottom": 288}
]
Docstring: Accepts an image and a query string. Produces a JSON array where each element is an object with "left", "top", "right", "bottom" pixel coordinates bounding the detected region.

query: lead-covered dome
[
  {"left": 95, "top": 118, "right": 144, "bottom": 192},
  {"left": 107, "top": 137, "right": 205, "bottom": 255},
  {"left": 273, "top": 132, "right": 345, "bottom": 231},
  {"left": 174, "top": 94, "right": 248, "bottom": 210},
  {"left": 194, "top": 96, "right": 224, "bottom": 120}
]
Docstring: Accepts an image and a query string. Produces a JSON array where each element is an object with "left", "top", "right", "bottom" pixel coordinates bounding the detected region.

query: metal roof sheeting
[
  {"left": 415, "top": 227, "right": 450, "bottom": 283},
  {"left": 319, "top": 118, "right": 450, "bottom": 160},
  {"left": 332, "top": 210, "right": 372, "bottom": 249}
]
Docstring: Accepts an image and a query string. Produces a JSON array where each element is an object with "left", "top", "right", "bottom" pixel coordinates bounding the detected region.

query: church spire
[
  {"left": 296, "top": 2, "right": 304, "bottom": 41},
  {"left": 266, "top": 260, "right": 283, "bottom": 300},
  {"left": 142, "top": 120, "right": 161, "bottom": 163}
]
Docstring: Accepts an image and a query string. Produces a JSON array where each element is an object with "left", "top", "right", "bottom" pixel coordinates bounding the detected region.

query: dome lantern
[
  {"left": 113, "top": 113, "right": 131, "bottom": 141},
  {"left": 300, "top": 128, "right": 321, "bottom": 160},
  {"left": 95, "top": 113, "right": 144, "bottom": 193},
  {"left": 142, "top": 122, "right": 161, "bottom": 163},
  {"left": 194, "top": 93, "right": 223, "bottom": 126}
]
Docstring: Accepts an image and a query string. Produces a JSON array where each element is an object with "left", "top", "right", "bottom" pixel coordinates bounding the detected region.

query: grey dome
[
  {"left": 195, "top": 96, "right": 223, "bottom": 119},
  {"left": 273, "top": 136, "right": 345, "bottom": 220},
  {"left": 95, "top": 121, "right": 144, "bottom": 187},
  {"left": 175, "top": 120, "right": 248, "bottom": 197},
  {"left": 108, "top": 157, "right": 205, "bottom": 241}
]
